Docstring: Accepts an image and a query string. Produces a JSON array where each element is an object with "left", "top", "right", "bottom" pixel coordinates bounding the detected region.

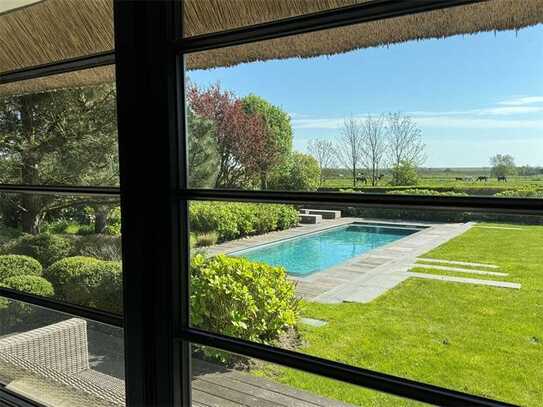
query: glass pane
[
  {"left": 188, "top": 200, "right": 542, "bottom": 405},
  {"left": 0, "top": 296, "right": 124, "bottom": 407},
  {"left": 0, "top": 192, "right": 122, "bottom": 314},
  {"left": 185, "top": 2, "right": 543, "bottom": 198},
  {"left": 0, "top": 66, "right": 119, "bottom": 187},
  {"left": 183, "top": 0, "right": 365, "bottom": 38},
  {"left": 190, "top": 344, "right": 418, "bottom": 406},
  {"left": 0, "top": 0, "right": 113, "bottom": 74}
]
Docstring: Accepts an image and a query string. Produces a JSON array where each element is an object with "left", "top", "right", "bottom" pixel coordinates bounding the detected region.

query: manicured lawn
[{"left": 262, "top": 224, "right": 543, "bottom": 406}]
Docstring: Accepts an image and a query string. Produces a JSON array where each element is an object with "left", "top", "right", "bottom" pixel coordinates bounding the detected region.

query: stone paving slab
[
  {"left": 412, "top": 264, "right": 508, "bottom": 276},
  {"left": 408, "top": 272, "right": 521, "bottom": 289},
  {"left": 417, "top": 257, "right": 499, "bottom": 269}
]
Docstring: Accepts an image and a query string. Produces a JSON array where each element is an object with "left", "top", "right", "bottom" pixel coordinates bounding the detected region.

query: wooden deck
[{"left": 192, "top": 359, "right": 353, "bottom": 407}]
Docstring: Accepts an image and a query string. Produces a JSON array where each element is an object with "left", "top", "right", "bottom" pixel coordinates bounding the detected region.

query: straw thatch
[{"left": 1, "top": 0, "right": 542, "bottom": 96}]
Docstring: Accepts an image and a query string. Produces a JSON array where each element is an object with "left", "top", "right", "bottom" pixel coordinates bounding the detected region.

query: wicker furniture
[{"left": 0, "top": 318, "right": 124, "bottom": 407}]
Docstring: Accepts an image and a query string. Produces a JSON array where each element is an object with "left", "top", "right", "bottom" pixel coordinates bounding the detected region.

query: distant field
[{"left": 320, "top": 168, "right": 543, "bottom": 194}]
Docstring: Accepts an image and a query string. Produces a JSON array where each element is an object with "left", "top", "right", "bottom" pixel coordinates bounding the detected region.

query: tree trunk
[
  {"left": 20, "top": 95, "right": 43, "bottom": 235},
  {"left": 260, "top": 173, "right": 268, "bottom": 190},
  {"left": 352, "top": 166, "right": 356, "bottom": 188},
  {"left": 94, "top": 205, "right": 109, "bottom": 234}
]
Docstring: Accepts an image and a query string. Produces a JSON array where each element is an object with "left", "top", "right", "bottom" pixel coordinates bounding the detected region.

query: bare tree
[
  {"left": 308, "top": 138, "right": 336, "bottom": 186},
  {"left": 335, "top": 118, "right": 363, "bottom": 188},
  {"left": 360, "top": 115, "right": 387, "bottom": 186},
  {"left": 386, "top": 112, "right": 426, "bottom": 168}
]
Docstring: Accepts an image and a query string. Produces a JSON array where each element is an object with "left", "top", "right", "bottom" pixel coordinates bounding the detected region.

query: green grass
[{"left": 261, "top": 224, "right": 543, "bottom": 406}]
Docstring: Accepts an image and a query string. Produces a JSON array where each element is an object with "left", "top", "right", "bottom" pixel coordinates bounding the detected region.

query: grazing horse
[
  {"left": 455, "top": 177, "right": 464, "bottom": 181},
  {"left": 476, "top": 176, "right": 488, "bottom": 182},
  {"left": 356, "top": 175, "right": 368, "bottom": 184},
  {"left": 497, "top": 175, "right": 507, "bottom": 182}
]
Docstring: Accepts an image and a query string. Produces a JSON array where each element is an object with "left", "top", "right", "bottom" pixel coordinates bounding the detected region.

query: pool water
[{"left": 234, "top": 224, "right": 418, "bottom": 276}]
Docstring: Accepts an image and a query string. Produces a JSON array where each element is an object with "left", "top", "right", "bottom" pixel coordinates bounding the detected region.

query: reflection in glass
[
  {"left": 0, "top": 297, "right": 124, "bottom": 407},
  {"left": 191, "top": 344, "right": 417, "bottom": 406},
  {"left": 0, "top": 67, "right": 118, "bottom": 187},
  {"left": 0, "top": 192, "right": 122, "bottom": 314}
]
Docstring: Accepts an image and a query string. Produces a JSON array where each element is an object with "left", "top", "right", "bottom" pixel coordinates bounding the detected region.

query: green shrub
[
  {"left": 5, "top": 233, "right": 73, "bottom": 267},
  {"left": 72, "top": 234, "right": 122, "bottom": 261},
  {"left": 1, "top": 275, "right": 54, "bottom": 297},
  {"left": 45, "top": 256, "right": 122, "bottom": 313},
  {"left": 390, "top": 160, "right": 418, "bottom": 186},
  {"left": 494, "top": 189, "right": 543, "bottom": 198},
  {"left": 190, "top": 202, "right": 298, "bottom": 242},
  {"left": 194, "top": 232, "right": 219, "bottom": 248},
  {"left": 269, "top": 152, "right": 320, "bottom": 191},
  {"left": 0, "top": 255, "right": 43, "bottom": 281},
  {"left": 105, "top": 207, "right": 122, "bottom": 236},
  {"left": 191, "top": 255, "right": 299, "bottom": 348},
  {"left": 386, "top": 189, "right": 468, "bottom": 196}
]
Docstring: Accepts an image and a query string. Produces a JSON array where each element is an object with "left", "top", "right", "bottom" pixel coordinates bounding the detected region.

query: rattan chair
[{"left": 0, "top": 318, "right": 125, "bottom": 406}]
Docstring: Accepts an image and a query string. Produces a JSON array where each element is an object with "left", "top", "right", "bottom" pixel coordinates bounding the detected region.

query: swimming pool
[{"left": 233, "top": 223, "right": 419, "bottom": 276}]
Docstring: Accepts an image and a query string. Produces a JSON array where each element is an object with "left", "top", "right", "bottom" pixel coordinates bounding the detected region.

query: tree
[
  {"left": 269, "top": 153, "right": 320, "bottom": 191},
  {"left": 0, "top": 85, "right": 118, "bottom": 234},
  {"left": 360, "top": 115, "right": 387, "bottom": 186},
  {"left": 335, "top": 118, "right": 363, "bottom": 188},
  {"left": 187, "top": 84, "right": 266, "bottom": 189},
  {"left": 490, "top": 154, "right": 516, "bottom": 178},
  {"left": 391, "top": 160, "right": 418, "bottom": 186},
  {"left": 386, "top": 112, "right": 426, "bottom": 168},
  {"left": 242, "top": 95, "right": 292, "bottom": 189},
  {"left": 187, "top": 109, "right": 219, "bottom": 188},
  {"left": 307, "top": 138, "right": 335, "bottom": 186}
]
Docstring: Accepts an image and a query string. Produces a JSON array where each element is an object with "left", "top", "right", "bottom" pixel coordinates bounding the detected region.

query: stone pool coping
[{"left": 201, "top": 218, "right": 474, "bottom": 303}]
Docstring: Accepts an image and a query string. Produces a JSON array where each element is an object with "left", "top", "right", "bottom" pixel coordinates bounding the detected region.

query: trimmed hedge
[
  {"left": 190, "top": 202, "right": 298, "bottom": 242},
  {"left": 45, "top": 256, "right": 122, "bottom": 313},
  {"left": 386, "top": 189, "right": 468, "bottom": 196},
  {"left": 1, "top": 275, "right": 54, "bottom": 297},
  {"left": 191, "top": 254, "right": 298, "bottom": 345},
  {"left": 5, "top": 233, "right": 73, "bottom": 267},
  {"left": 0, "top": 255, "right": 43, "bottom": 281}
]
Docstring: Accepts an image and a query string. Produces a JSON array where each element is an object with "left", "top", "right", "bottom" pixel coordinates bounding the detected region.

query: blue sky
[{"left": 187, "top": 25, "right": 543, "bottom": 167}]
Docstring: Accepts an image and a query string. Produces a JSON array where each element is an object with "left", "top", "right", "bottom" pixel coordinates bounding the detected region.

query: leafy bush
[
  {"left": 194, "top": 232, "right": 219, "bottom": 248},
  {"left": 269, "top": 152, "right": 320, "bottom": 191},
  {"left": 386, "top": 189, "right": 468, "bottom": 196},
  {"left": 1, "top": 275, "right": 54, "bottom": 297},
  {"left": 72, "top": 234, "right": 122, "bottom": 261},
  {"left": 0, "top": 275, "right": 55, "bottom": 333},
  {"left": 495, "top": 189, "right": 543, "bottom": 198},
  {"left": 191, "top": 255, "right": 299, "bottom": 348},
  {"left": 45, "top": 256, "right": 122, "bottom": 313},
  {"left": 190, "top": 202, "right": 298, "bottom": 242},
  {"left": 4, "top": 233, "right": 73, "bottom": 267},
  {"left": 0, "top": 255, "right": 43, "bottom": 281},
  {"left": 105, "top": 207, "right": 122, "bottom": 236},
  {"left": 390, "top": 160, "right": 418, "bottom": 186}
]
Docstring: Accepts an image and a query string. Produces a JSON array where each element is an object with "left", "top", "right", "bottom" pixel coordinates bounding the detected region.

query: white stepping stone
[
  {"left": 413, "top": 264, "right": 507, "bottom": 276},
  {"left": 475, "top": 226, "right": 524, "bottom": 230},
  {"left": 408, "top": 272, "right": 520, "bottom": 289},
  {"left": 417, "top": 257, "right": 498, "bottom": 269},
  {"left": 300, "top": 317, "right": 328, "bottom": 327}
]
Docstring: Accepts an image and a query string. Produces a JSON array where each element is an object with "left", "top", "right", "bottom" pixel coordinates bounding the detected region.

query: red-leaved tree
[{"left": 187, "top": 84, "right": 266, "bottom": 188}]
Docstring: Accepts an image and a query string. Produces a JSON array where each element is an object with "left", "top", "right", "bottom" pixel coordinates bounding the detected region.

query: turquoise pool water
[{"left": 234, "top": 224, "right": 418, "bottom": 276}]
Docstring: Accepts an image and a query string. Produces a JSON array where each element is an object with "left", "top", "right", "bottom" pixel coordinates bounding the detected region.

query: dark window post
[{"left": 114, "top": 1, "right": 186, "bottom": 405}]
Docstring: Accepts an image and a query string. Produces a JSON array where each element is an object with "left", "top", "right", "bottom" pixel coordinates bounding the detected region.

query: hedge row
[{"left": 190, "top": 202, "right": 298, "bottom": 242}]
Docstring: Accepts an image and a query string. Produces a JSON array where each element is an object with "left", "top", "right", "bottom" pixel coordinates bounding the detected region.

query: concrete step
[
  {"left": 417, "top": 257, "right": 499, "bottom": 269},
  {"left": 413, "top": 264, "right": 507, "bottom": 276}
]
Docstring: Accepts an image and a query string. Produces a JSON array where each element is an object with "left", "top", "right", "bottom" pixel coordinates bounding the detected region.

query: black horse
[
  {"left": 497, "top": 175, "right": 507, "bottom": 182},
  {"left": 356, "top": 175, "right": 368, "bottom": 184},
  {"left": 476, "top": 176, "right": 488, "bottom": 182}
]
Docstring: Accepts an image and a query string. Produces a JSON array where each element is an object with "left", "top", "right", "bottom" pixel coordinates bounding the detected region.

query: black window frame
[{"left": 0, "top": 0, "right": 539, "bottom": 406}]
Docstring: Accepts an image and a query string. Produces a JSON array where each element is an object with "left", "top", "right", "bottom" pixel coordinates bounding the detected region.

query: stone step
[
  {"left": 299, "top": 213, "right": 322, "bottom": 224},
  {"left": 408, "top": 272, "right": 520, "bottom": 289},
  {"left": 299, "top": 208, "right": 341, "bottom": 219},
  {"left": 417, "top": 257, "right": 499, "bottom": 269},
  {"left": 413, "top": 264, "right": 507, "bottom": 276}
]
